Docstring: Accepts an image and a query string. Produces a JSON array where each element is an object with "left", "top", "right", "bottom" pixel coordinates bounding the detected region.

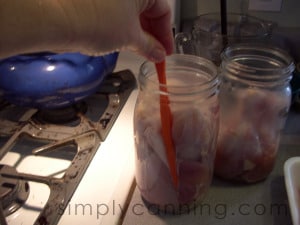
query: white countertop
[{"left": 57, "top": 51, "right": 144, "bottom": 225}]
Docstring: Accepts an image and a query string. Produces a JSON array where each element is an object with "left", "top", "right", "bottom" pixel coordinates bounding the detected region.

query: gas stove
[{"left": 0, "top": 62, "right": 138, "bottom": 225}]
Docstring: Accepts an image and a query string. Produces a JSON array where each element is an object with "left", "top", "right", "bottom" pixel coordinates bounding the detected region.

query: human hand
[
  {"left": 76, "top": 0, "right": 174, "bottom": 62},
  {"left": 0, "top": 0, "right": 174, "bottom": 62},
  {"left": 134, "top": 0, "right": 175, "bottom": 61}
]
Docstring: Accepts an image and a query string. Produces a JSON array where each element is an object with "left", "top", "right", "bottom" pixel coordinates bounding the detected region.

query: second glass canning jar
[
  {"left": 215, "top": 43, "right": 295, "bottom": 183},
  {"left": 134, "top": 54, "right": 219, "bottom": 213}
]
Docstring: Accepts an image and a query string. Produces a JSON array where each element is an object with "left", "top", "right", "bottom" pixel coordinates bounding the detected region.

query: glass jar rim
[
  {"left": 221, "top": 43, "right": 295, "bottom": 84},
  {"left": 139, "top": 54, "right": 219, "bottom": 93},
  {"left": 139, "top": 54, "right": 219, "bottom": 95}
]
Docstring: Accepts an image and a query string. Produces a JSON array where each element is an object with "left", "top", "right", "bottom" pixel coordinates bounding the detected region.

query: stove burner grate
[
  {"left": 0, "top": 165, "right": 30, "bottom": 216},
  {"left": 34, "top": 102, "right": 88, "bottom": 125},
  {"left": 0, "top": 70, "right": 137, "bottom": 225}
]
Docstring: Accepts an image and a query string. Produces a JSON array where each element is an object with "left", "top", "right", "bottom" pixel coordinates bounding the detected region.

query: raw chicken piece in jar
[
  {"left": 215, "top": 88, "right": 290, "bottom": 182},
  {"left": 134, "top": 100, "right": 216, "bottom": 211},
  {"left": 134, "top": 99, "right": 178, "bottom": 206}
]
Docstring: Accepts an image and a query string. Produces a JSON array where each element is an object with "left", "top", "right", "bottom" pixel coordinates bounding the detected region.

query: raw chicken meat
[
  {"left": 215, "top": 88, "right": 290, "bottom": 183},
  {"left": 134, "top": 78, "right": 219, "bottom": 212}
]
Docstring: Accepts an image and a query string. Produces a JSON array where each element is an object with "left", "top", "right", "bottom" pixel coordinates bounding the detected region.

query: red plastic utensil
[{"left": 155, "top": 61, "right": 178, "bottom": 188}]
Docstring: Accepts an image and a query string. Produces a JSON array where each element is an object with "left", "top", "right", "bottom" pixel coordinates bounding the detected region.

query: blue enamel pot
[{"left": 0, "top": 52, "right": 118, "bottom": 108}]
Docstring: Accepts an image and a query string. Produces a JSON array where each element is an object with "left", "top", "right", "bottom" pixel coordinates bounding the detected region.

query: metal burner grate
[{"left": 0, "top": 70, "right": 136, "bottom": 225}]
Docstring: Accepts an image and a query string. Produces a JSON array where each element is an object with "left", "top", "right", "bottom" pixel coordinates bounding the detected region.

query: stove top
[{"left": 0, "top": 70, "right": 136, "bottom": 225}]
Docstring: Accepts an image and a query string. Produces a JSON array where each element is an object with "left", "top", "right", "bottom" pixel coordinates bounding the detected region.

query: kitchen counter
[{"left": 121, "top": 106, "right": 300, "bottom": 225}]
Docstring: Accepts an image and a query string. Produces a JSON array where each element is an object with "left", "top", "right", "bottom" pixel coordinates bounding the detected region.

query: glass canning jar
[
  {"left": 133, "top": 54, "right": 219, "bottom": 214},
  {"left": 215, "top": 43, "right": 295, "bottom": 183}
]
